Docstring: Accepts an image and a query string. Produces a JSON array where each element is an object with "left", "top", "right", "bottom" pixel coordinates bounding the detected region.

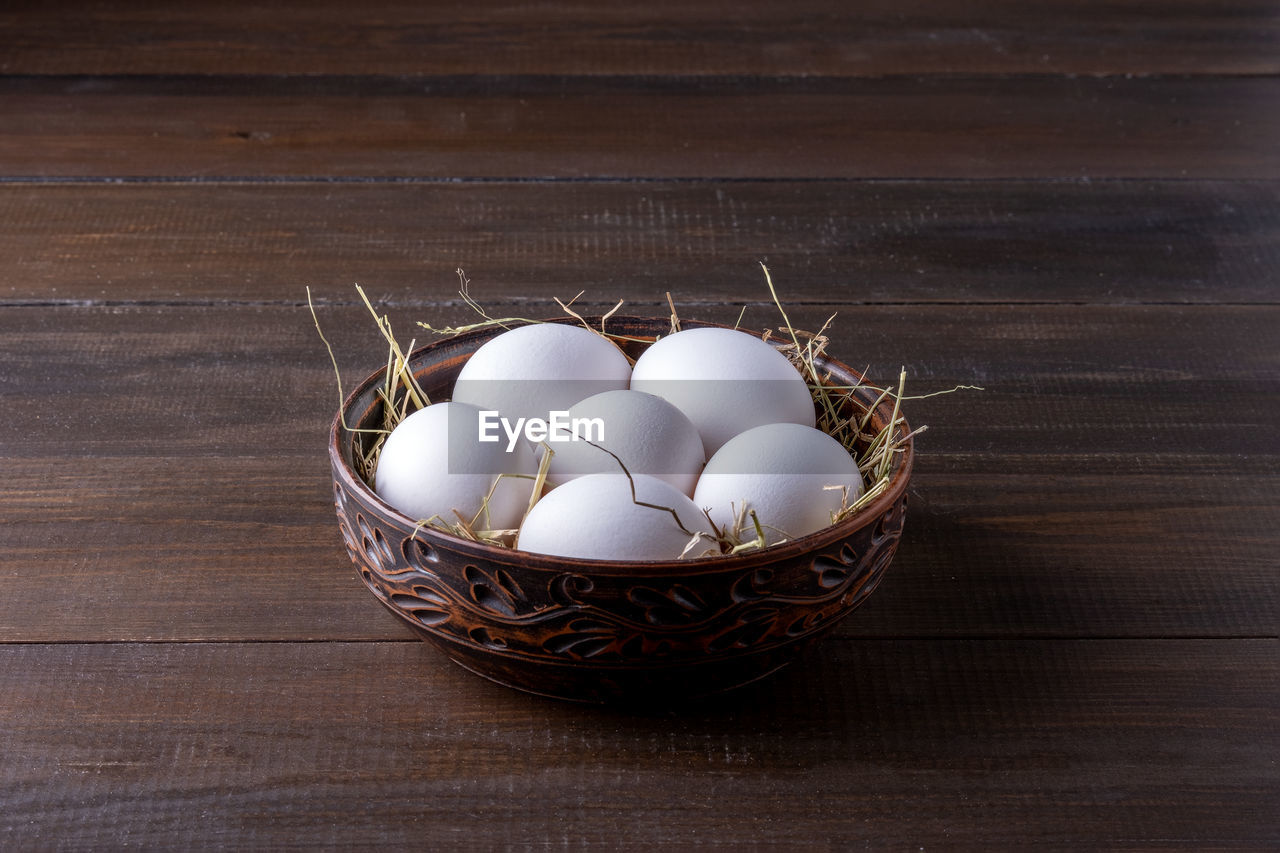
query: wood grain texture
[
  {"left": 0, "top": 304, "right": 1274, "bottom": 642},
  {"left": 2, "top": 0, "right": 1277, "bottom": 76},
  {"left": 2, "top": 0, "right": 1277, "bottom": 844},
  {"left": 3, "top": 75, "right": 1277, "bottom": 179},
  {"left": 1, "top": 303, "right": 1275, "bottom": 459},
  {"left": 2, "top": 639, "right": 1275, "bottom": 847},
  {"left": 3, "top": 180, "right": 1277, "bottom": 306},
  {"left": 2, "top": 454, "right": 1275, "bottom": 643}
]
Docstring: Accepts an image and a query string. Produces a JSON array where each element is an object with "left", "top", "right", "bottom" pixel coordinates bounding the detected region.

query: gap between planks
[
  {"left": 2, "top": 175, "right": 1280, "bottom": 185},
  {"left": 0, "top": 635, "right": 1273, "bottom": 645}
]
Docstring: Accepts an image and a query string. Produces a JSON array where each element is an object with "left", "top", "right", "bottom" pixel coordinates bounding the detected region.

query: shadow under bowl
[{"left": 329, "top": 316, "right": 912, "bottom": 704}]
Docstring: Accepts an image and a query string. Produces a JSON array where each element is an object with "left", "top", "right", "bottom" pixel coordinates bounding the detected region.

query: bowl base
[{"left": 429, "top": 631, "right": 819, "bottom": 705}]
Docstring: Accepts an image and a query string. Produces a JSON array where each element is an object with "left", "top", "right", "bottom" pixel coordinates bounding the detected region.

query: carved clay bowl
[{"left": 329, "top": 316, "right": 912, "bottom": 704}]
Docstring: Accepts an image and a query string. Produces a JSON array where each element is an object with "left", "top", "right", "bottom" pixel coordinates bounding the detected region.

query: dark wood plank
[
  {"left": 2, "top": 180, "right": 1277, "bottom": 306},
  {"left": 0, "top": 303, "right": 1274, "bottom": 642},
  {"left": 1, "top": 0, "right": 1276, "bottom": 76},
  {"left": 1, "top": 453, "right": 1275, "bottom": 643},
  {"left": 1, "top": 303, "right": 1275, "bottom": 460},
  {"left": 3, "top": 0, "right": 1274, "bottom": 845},
  {"left": 0, "top": 456, "right": 393, "bottom": 643},
  {"left": 3, "top": 76, "right": 1277, "bottom": 179},
  {"left": 1, "top": 639, "right": 1275, "bottom": 847}
]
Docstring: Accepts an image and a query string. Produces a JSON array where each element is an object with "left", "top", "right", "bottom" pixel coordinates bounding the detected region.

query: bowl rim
[{"left": 328, "top": 315, "right": 913, "bottom": 576}]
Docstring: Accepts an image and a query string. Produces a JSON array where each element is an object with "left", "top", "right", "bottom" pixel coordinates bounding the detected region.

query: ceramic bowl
[{"left": 329, "top": 316, "right": 912, "bottom": 703}]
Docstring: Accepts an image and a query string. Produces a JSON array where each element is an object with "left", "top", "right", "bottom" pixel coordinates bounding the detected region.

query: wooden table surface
[{"left": 2, "top": 2, "right": 1277, "bottom": 848}]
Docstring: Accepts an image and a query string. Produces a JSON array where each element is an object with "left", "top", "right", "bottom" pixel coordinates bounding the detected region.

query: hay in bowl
[{"left": 328, "top": 315, "right": 913, "bottom": 704}]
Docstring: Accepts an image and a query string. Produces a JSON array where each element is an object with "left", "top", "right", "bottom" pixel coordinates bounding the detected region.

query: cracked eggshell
[
  {"left": 517, "top": 473, "right": 717, "bottom": 561},
  {"left": 545, "top": 389, "right": 705, "bottom": 497}
]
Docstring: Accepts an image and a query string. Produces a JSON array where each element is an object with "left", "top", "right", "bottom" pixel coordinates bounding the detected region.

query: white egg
[
  {"left": 544, "top": 389, "right": 705, "bottom": 497},
  {"left": 451, "top": 323, "right": 632, "bottom": 429},
  {"left": 374, "top": 401, "right": 537, "bottom": 531},
  {"left": 629, "top": 326, "right": 816, "bottom": 457},
  {"left": 517, "top": 473, "right": 718, "bottom": 561},
  {"left": 693, "top": 422, "right": 863, "bottom": 547}
]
